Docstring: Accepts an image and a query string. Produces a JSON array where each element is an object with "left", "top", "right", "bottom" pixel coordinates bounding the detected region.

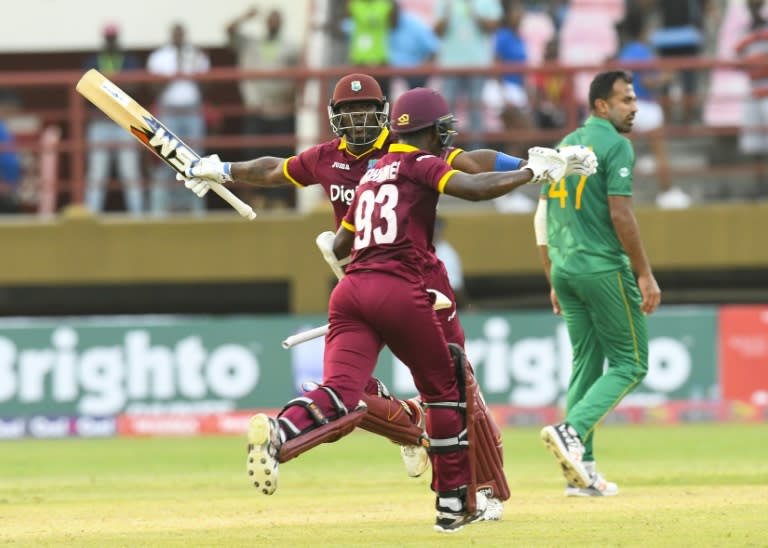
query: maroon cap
[
  {"left": 390, "top": 88, "right": 451, "bottom": 134},
  {"left": 330, "top": 73, "right": 385, "bottom": 108}
]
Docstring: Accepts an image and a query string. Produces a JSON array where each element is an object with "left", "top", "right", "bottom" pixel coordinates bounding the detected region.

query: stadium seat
[
  {"left": 559, "top": 7, "right": 619, "bottom": 107},
  {"left": 520, "top": 11, "right": 556, "bottom": 66}
]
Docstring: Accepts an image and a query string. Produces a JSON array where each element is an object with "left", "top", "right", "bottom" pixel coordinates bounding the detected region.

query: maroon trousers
[{"left": 280, "top": 270, "right": 469, "bottom": 493}]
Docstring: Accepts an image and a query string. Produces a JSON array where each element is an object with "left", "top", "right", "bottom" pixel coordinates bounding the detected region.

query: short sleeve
[
  {"left": 412, "top": 154, "right": 456, "bottom": 193},
  {"left": 284, "top": 146, "right": 322, "bottom": 187},
  {"left": 605, "top": 139, "right": 635, "bottom": 196}
]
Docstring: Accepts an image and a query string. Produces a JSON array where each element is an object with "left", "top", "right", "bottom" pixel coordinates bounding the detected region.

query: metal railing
[{"left": 0, "top": 56, "right": 761, "bottom": 215}]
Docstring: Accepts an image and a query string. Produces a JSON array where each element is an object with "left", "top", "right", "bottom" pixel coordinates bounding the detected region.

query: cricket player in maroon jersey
[
  {"left": 238, "top": 87, "right": 574, "bottom": 532},
  {"left": 182, "top": 74, "right": 597, "bottom": 518}
]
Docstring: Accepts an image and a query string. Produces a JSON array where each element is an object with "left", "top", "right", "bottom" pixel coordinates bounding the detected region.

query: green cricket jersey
[{"left": 541, "top": 116, "right": 635, "bottom": 276}]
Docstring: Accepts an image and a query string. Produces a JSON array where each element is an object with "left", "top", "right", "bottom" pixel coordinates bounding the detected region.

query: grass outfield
[{"left": 1, "top": 424, "right": 767, "bottom": 547}]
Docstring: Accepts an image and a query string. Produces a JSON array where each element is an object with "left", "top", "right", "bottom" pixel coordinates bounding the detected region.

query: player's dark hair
[{"left": 589, "top": 70, "right": 634, "bottom": 110}]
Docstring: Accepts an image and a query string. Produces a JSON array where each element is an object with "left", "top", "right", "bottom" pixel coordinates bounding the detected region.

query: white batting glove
[
  {"left": 526, "top": 146, "right": 568, "bottom": 184},
  {"left": 184, "top": 153, "right": 233, "bottom": 184},
  {"left": 175, "top": 172, "right": 211, "bottom": 198},
  {"left": 559, "top": 145, "right": 598, "bottom": 177}
]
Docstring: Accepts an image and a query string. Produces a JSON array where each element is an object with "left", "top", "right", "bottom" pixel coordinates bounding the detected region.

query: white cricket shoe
[
  {"left": 480, "top": 489, "right": 504, "bottom": 521},
  {"left": 401, "top": 444, "right": 430, "bottom": 478},
  {"left": 540, "top": 423, "right": 591, "bottom": 489},
  {"left": 246, "top": 413, "right": 281, "bottom": 495},
  {"left": 565, "top": 462, "right": 619, "bottom": 497}
]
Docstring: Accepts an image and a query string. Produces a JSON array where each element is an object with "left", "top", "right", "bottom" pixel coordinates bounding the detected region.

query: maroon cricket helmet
[{"left": 390, "top": 87, "right": 457, "bottom": 146}]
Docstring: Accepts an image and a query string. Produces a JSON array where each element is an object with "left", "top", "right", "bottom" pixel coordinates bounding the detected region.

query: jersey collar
[
  {"left": 388, "top": 143, "right": 421, "bottom": 153},
  {"left": 585, "top": 115, "right": 617, "bottom": 133},
  {"left": 338, "top": 127, "right": 390, "bottom": 155}
]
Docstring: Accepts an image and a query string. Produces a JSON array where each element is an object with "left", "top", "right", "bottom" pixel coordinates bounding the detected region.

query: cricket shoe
[
  {"left": 565, "top": 462, "right": 619, "bottom": 497},
  {"left": 433, "top": 492, "right": 486, "bottom": 533},
  {"left": 540, "top": 423, "right": 591, "bottom": 489},
  {"left": 246, "top": 413, "right": 281, "bottom": 495},
  {"left": 478, "top": 488, "right": 504, "bottom": 521},
  {"left": 400, "top": 444, "right": 430, "bottom": 478}
]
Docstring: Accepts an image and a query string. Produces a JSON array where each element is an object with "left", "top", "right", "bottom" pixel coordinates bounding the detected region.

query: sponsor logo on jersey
[
  {"left": 329, "top": 184, "right": 355, "bottom": 205},
  {"left": 416, "top": 154, "right": 435, "bottom": 162},
  {"left": 619, "top": 167, "right": 630, "bottom": 177},
  {"left": 331, "top": 161, "right": 350, "bottom": 171},
  {"left": 367, "top": 159, "right": 378, "bottom": 169}
]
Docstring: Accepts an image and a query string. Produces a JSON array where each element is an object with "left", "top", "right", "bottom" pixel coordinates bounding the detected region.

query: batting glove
[
  {"left": 184, "top": 153, "right": 233, "bottom": 184},
  {"left": 176, "top": 172, "right": 211, "bottom": 198},
  {"left": 559, "top": 145, "right": 598, "bottom": 177},
  {"left": 526, "top": 146, "right": 568, "bottom": 183}
]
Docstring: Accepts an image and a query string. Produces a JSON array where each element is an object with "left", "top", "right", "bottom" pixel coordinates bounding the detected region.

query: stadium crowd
[{"left": 0, "top": 0, "right": 766, "bottom": 215}]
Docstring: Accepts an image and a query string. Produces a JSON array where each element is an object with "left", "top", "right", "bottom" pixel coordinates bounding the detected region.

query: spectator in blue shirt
[
  {"left": 0, "top": 89, "right": 22, "bottom": 213},
  {"left": 618, "top": 9, "right": 692, "bottom": 209},
  {"left": 388, "top": 2, "right": 439, "bottom": 94}
]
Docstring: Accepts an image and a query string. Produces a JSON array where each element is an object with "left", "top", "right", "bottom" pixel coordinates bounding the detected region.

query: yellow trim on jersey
[
  {"left": 282, "top": 157, "right": 306, "bottom": 188},
  {"left": 445, "top": 148, "right": 464, "bottom": 166},
  {"left": 388, "top": 143, "right": 421, "bottom": 153},
  {"left": 437, "top": 170, "right": 460, "bottom": 193},
  {"left": 341, "top": 220, "right": 356, "bottom": 232},
  {"left": 337, "top": 128, "right": 390, "bottom": 159}
]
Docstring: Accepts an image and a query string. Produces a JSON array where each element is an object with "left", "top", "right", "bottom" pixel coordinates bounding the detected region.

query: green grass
[{"left": 1, "top": 424, "right": 767, "bottom": 547}]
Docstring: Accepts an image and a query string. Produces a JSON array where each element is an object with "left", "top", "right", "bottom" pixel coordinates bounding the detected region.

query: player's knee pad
[
  {"left": 276, "top": 385, "right": 367, "bottom": 463},
  {"left": 453, "top": 343, "right": 511, "bottom": 501},
  {"left": 358, "top": 390, "right": 427, "bottom": 447},
  {"left": 422, "top": 344, "right": 469, "bottom": 454},
  {"left": 443, "top": 343, "right": 511, "bottom": 500}
]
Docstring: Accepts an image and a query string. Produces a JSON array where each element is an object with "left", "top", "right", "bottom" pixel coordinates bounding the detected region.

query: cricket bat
[{"left": 75, "top": 68, "right": 256, "bottom": 220}]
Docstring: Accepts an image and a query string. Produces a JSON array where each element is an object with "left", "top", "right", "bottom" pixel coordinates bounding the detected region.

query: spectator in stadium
[
  {"left": 617, "top": 9, "right": 692, "bottom": 209},
  {"left": 387, "top": 1, "right": 439, "bottom": 95},
  {"left": 650, "top": 0, "right": 715, "bottom": 124},
  {"left": 147, "top": 22, "right": 210, "bottom": 216},
  {"left": 530, "top": 38, "right": 569, "bottom": 131},
  {"left": 434, "top": 0, "right": 503, "bottom": 149},
  {"left": 536, "top": 70, "right": 660, "bottom": 497},
  {"left": 226, "top": 6, "right": 300, "bottom": 210},
  {"left": 83, "top": 23, "right": 144, "bottom": 215},
  {"left": 241, "top": 86, "right": 571, "bottom": 532},
  {"left": 735, "top": 0, "right": 768, "bottom": 198},
  {"left": 0, "top": 89, "right": 21, "bottom": 214},
  {"left": 491, "top": 0, "right": 534, "bottom": 157},
  {"left": 345, "top": 0, "right": 395, "bottom": 92}
]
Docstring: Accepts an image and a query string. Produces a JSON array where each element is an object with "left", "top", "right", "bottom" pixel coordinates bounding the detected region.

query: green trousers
[{"left": 552, "top": 265, "right": 649, "bottom": 461}]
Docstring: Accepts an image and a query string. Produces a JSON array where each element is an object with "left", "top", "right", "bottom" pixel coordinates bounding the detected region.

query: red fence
[{"left": 0, "top": 57, "right": 760, "bottom": 214}]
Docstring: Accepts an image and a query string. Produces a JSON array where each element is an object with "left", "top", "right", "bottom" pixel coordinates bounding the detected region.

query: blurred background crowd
[{"left": 0, "top": 0, "right": 766, "bottom": 217}]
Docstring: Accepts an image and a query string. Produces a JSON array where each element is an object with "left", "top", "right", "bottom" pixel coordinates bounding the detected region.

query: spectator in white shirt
[{"left": 147, "top": 22, "right": 210, "bottom": 216}]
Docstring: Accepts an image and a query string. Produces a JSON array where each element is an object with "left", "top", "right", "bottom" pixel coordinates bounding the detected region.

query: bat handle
[
  {"left": 282, "top": 324, "right": 330, "bottom": 349},
  {"left": 208, "top": 181, "right": 257, "bottom": 220}
]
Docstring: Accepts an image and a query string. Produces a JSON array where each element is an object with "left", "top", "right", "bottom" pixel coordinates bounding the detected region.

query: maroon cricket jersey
[
  {"left": 341, "top": 143, "right": 459, "bottom": 284},
  {"left": 283, "top": 128, "right": 464, "bottom": 228},
  {"left": 282, "top": 129, "right": 395, "bottom": 227}
]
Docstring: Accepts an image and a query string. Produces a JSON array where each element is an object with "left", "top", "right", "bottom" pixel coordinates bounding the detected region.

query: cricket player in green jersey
[{"left": 535, "top": 70, "right": 662, "bottom": 497}]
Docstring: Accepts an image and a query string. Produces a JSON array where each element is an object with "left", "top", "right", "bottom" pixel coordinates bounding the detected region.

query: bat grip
[
  {"left": 282, "top": 324, "right": 330, "bottom": 349},
  {"left": 209, "top": 182, "right": 257, "bottom": 220}
]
